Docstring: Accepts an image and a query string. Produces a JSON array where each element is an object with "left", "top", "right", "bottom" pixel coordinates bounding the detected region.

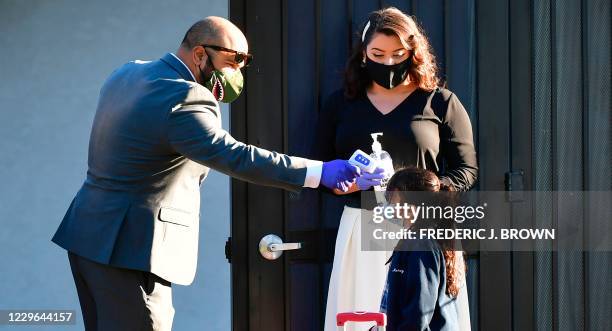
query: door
[
  {"left": 227, "top": 0, "right": 612, "bottom": 330},
  {"left": 228, "top": 0, "right": 584, "bottom": 331},
  {"left": 228, "top": 0, "right": 483, "bottom": 330}
]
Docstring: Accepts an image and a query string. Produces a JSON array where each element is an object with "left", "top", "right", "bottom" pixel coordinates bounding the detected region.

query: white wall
[{"left": 0, "top": 1, "right": 231, "bottom": 330}]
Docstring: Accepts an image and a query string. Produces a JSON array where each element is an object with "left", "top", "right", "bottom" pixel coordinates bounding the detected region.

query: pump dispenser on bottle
[{"left": 370, "top": 133, "right": 394, "bottom": 204}]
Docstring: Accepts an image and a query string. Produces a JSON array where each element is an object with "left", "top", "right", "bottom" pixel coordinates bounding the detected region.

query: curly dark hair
[{"left": 344, "top": 7, "right": 440, "bottom": 99}]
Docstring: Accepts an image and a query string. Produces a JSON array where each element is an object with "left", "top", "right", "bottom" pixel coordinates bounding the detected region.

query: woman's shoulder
[
  {"left": 422, "top": 87, "right": 465, "bottom": 119},
  {"left": 324, "top": 88, "right": 362, "bottom": 104},
  {"left": 426, "top": 87, "right": 456, "bottom": 103},
  {"left": 321, "top": 88, "right": 364, "bottom": 112}
]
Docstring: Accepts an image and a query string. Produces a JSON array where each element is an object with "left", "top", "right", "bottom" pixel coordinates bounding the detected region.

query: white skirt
[{"left": 324, "top": 206, "right": 391, "bottom": 331}]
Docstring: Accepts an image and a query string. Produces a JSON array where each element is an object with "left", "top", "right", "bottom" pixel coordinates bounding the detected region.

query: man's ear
[{"left": 192, "top": 46, "right": 207, "bottom": 66}]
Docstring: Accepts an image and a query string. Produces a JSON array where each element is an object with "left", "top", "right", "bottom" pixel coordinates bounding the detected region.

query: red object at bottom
[{"left": 336, "top": 311, "right": 387, "bottom": 326}]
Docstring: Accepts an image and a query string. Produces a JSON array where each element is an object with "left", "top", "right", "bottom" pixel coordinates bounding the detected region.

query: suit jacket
[{"left": 52, "top": 53, "right": 314, "bottom": 285}]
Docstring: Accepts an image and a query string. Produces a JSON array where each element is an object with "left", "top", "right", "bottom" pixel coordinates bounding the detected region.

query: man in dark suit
[{"left": 52, "top": 16, "right": 366, "bottom": 331}]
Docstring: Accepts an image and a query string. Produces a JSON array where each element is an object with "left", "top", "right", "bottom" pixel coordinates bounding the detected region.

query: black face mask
[
  {"left": 365, "top": 55, "right": 412, "bottom": 89},
  {"left": 198, "top": 50, "right": 215, "bottom": 85}
]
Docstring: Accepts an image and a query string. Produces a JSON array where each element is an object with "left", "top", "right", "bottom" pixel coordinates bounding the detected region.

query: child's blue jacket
[{"left": 380, "top": 239, "right": 461, "bottom": 331}]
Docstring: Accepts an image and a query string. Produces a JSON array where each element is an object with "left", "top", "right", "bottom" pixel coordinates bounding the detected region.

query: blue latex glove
[
  {"left": 321, "top": 160, "right": 361, "bottom": 192},
  {"left": 356, "top": 167, "right": 386, "bottom": 190}
]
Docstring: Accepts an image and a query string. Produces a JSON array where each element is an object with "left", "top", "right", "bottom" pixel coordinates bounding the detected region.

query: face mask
[
  {"left": 199, "top": 53, "right": 244, "bottom": 103},
  {"left": 365, "top": 55, "right": 412, "bottom": 89}
]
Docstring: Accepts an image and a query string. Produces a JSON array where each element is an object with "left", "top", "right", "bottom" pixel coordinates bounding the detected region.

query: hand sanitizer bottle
[{"left": 370, "top": 133, "right": 394, "bottom": 204}]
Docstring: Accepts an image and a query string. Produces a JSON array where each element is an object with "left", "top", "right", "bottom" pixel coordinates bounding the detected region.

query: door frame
[{"left": 229, "top": 0, "right": 287, "bottom": 330}]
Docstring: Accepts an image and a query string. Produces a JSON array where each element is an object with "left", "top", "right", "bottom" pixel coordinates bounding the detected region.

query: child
[{"left": 378, "top": 167, "right": 471, "bottom": 331}]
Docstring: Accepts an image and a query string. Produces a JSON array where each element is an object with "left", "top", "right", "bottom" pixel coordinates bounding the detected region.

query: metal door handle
[
  {"left": 259, "top": 234, "right": 302, "bottom": 260},
  {"left": 269, "top": 242, "right": 302, "bottom": 251}
]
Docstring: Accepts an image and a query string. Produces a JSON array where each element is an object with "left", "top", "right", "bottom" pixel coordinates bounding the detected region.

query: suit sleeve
[
  {"left": 166, "top": 100, "right": 318, "bottom": 193},
  {"left": 439, "top": 93, "right": 478, "bottom": 191}
]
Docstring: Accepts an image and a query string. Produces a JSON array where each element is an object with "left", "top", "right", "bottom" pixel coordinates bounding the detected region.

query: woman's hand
[{"left": 356, "top": 167, "right": 386, "bottom": 190}]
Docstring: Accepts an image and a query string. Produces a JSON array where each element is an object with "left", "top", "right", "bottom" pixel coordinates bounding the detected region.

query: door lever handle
[
  {"left": 269, "top": 242, "right": 302, "bottom": 252},
  {"left": 259, "top": 234, "right": 302, "bottom": 260}
]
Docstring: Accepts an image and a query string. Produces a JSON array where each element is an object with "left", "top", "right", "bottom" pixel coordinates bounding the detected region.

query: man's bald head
[{"left": 180, "top": 17, "right": 248, "bottom": 53}]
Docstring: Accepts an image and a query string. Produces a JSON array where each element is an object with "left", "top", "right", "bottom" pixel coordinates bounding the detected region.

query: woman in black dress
[{"left": 311, "top": 7, "right": 477, "bottom": 331}]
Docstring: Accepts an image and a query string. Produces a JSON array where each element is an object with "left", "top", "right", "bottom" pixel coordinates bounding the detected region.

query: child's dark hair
[
  {"left": 385, "top": 166, "right": 454, "bottom": 193},
  {"left": 386, "top": 166, "right": 464, "bottom": 297}
]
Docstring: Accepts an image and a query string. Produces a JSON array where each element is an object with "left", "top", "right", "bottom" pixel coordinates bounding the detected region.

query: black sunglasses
[{"left": 201, "top": 44, "right": 253, "bottom": 67}]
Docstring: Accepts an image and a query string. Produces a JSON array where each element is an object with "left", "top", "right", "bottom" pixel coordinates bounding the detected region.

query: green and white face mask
[{"left": 203, "top": 68, "right": 244, "bottom": 104}]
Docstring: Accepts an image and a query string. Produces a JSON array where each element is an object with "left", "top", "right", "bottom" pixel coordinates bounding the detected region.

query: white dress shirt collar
[{"left": 170, "top": 53, "right": 197, "bottom": 82}]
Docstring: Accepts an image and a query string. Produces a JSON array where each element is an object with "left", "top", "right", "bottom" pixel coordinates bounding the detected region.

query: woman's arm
[{"left": 439, "top": 93, "right": 478, "bottom": 191}]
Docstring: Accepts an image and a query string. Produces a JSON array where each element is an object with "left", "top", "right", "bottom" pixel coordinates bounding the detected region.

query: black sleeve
[
  {"left": 308, "top": 92, "right": 339, "bottom": 162},
  {"left": 439, "top": 93, "right": 478, "bottom": 191}
]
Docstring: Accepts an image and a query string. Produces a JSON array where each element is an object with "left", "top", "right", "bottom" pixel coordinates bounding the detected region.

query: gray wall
[{"left": 0, "top": 1, "right": 231, "bottom": 330}]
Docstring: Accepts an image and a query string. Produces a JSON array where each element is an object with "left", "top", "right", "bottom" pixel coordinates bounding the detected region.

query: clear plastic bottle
[{"left": 370, "top": 133, "right": 395, "bottom": 204}]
